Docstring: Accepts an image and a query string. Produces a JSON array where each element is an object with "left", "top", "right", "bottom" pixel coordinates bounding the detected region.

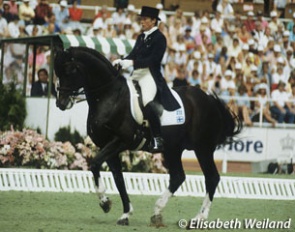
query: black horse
[{"left": 54, "top": 47, "right": 242, "bottom": 227}]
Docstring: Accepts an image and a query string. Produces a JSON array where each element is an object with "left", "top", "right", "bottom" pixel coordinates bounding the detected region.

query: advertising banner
[{"left": 183, "top": 128, "right": 295, "bottom": 162}]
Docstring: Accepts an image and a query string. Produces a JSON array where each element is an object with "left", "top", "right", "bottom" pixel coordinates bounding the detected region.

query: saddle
[{"left": 126, "top": 78, "right": 185, "bottom": 126}]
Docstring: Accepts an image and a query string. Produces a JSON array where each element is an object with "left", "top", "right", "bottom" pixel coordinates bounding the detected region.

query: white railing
[{"left": 0, "top": 168, "right": 294, "bottom": 200}]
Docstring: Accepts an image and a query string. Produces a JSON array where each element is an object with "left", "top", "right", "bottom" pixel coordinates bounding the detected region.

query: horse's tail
[{"left": 211, "top": 92, "right": 243, "bottom": 146}]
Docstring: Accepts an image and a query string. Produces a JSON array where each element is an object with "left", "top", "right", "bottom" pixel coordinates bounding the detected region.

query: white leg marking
[
  {"left": 96, "top": 177, "right": 108, "bottom": 202},
  {"left": 195, "top": 193, "right": 212, "bottom": 220},
  {"left": 119, "top": 203, "right": 134, "bottom": 220},
  {"left": 154, "top": 189, "right": 172, "bottom": 215}
]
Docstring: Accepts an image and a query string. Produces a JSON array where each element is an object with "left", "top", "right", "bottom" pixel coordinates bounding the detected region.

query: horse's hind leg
[
  {"left": 151, "top": 147, "right": 185, "bottom": 227},
  {"left": 107, "top": 155, "right": 133, "bottom": 225},
  {"left": 194, "top": 148, "right": 220, "bottom": 220}
]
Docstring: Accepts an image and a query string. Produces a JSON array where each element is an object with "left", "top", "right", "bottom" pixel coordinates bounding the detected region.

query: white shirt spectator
[
  {"left": 52, "top": 1, "right": 70, "bottom": 31},
  {"left": 271, "top": 88, "right": 290, "bottom": 107},
  {"left": 0, "top": 15, "right": 8, "bottom": 36},
  {"left": 217, "top": 0, "right": 234, "bottom": 18},
  {"left": 210, "top": 12, "right": 223, "bottom": 31},
  {"left": 112, "top": 9, "right": 126, "bottom": 26},
  {"left": 7, "top": 20, "right": 20, "bottom": 38},
  {"left": 156, "top": 3, "right": 167, "bottom": 24}
]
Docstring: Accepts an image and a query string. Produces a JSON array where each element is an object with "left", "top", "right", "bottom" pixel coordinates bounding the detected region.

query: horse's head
[{"left": 54, "top": 49, "right": 85, "bottom": 110}]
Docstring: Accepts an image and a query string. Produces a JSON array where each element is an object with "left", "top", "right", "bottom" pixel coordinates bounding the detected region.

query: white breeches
[{"left": 131, "top": 68, "right": 157, "bottom": 107}]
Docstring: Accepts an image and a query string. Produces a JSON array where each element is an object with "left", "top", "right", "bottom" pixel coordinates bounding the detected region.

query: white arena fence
[{"left": 0, "top": 169, "right": 294, "bottom": 200}]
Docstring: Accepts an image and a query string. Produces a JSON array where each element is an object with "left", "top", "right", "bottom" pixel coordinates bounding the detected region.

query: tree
[{"left": 0, "top": 82, "right": 27, "bottom": 131}]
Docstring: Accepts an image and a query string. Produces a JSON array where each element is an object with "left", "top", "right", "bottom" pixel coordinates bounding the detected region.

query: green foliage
[
  {"left": 0, "top": 82, "right": 26, "bottom": 131},
  {"left": 54, "top": 125, "right": 83, "bottom": 144}
]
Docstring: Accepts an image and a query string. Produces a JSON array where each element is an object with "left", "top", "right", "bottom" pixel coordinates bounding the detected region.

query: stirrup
[{"left": 150, "top": 137, "right": 164, "bottom": 153}]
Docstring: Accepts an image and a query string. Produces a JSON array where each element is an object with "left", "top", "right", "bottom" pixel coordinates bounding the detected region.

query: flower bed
[{"left": 0, "top": 128, "right": 166, "bottom": 173}]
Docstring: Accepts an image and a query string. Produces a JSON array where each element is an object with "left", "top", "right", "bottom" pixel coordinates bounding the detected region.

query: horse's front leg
[
  {"left": 90, "top": 137, "right": 128, "bottom": 222},
  {"left": 107, "top": 156, "right": 133, "bottom": 225}
]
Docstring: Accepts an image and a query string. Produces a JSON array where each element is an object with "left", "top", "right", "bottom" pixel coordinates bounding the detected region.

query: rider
[{"left": 113, "top": 6, "right": 180, "bottom": 153}]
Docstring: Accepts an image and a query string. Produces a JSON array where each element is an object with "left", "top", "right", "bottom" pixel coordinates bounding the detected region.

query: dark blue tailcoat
[{"left": 125, "top": 29, "right": 180, "bottom": 111}]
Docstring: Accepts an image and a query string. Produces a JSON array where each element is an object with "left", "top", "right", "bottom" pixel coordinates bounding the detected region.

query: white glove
[
  {"left": 119, "top": 59, "right": 133, "bottom": 69},
  {"left": 112, "top": 59, "right": 122, "bottom": 66}
]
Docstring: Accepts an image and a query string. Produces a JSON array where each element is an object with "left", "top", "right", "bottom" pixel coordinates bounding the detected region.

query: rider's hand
[
  {"left": 112, "top": 59, "right": 122, "bottom": 67},
  {"left": 120, "top": 59, "right": 133, "bottom": 70}
]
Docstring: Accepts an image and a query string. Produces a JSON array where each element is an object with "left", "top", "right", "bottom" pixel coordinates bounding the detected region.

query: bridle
[{"left": 56, "top": 65, "right": 122, "bottom": 107}]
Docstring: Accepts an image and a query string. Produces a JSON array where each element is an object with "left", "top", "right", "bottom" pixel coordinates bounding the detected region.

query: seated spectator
[
  {"left": 44, "top": 13, "right": 61, "bottom": 34},
  {"left": 25, "top": 24, "right": 43, "bottom": 36},
  {"left": 103, "top": 18, "right": 116, "bottom": 38},
  {"left": 156, "top": 3, "right": 167, "bottom": 24},
  {"left": 164, "top": 61, "right": 178, "bottom": 88},
  {"left": 220, "top": 82, "right": 238, "bottom": 116},
  {"left": 237, "top": 24, "right": 251, "bottom": 44},
  {"left": 220, "top": 69, "right": 235, "bottom": 91},
  {"left": 2, "top": 3, "right": 14, "bottom": 23},
  {"left": 0, "top": 11, "right": 8, "bottom": 37},
  {"left": 210, "top": 10, "right": 223, "bottom": 33},
  {"left": 272, "top": 64, "right": 288, "bottom": 90},
  {"left": 244, "top": 11, "right": 255, "bottom": 34},
  {"left": 168, "top": 8, "right": 186, "bottom": 27},
  {"left": 252, "top": 83, "right": 277, "bottom": 127},
  {"left": 53, "top": 0, "right": 70, "bottom": 32},
  {"left": 258, "top": 61, "right": 272, "bottom": 86},
  {"left": 217, "top": 0, "right": 234, "bottom": 19},
  {"left": 93, "top": 6, "right": 110, "bottom": 31},
  {"left": 173, "top": 66, "right": 189, "bottom": 87},
  {"left": 256, "top": 10, "right": 268, "bottom": 31},
  {"left": 236, "top": 84, "right": 253, "bottom": 126},
  {"left": 68, "top": 0, "right": 83, "bottom": 31},
  {"left": 28, "top": 46, "right": 46, "bottom": 70},
  {"left": 270, "top": 81, "right": 295, "bottom": 123},
  {"left": 205, "top": 53, "right": 221, "bottom": 78},
  {"left": 187, "top": 51, "right": 203, "bottom": 79},
  {"left": 228, "top": 38, "right": 241, "bottom": 58},
  {"left": 183, "top": 26, "right": 196, "bottom": 54},
  {"left": 169, "top": 18, "right": 183, "bottom": 44},
  {"left": 119, "top": 18, "right": 133, "bottom": 39},
  {"left": 34, "top": 0, "right": 52, "bottom": 25},
  {"left": 7, "top": 0, "right": 18, "bottom": 16},
  {"left": 253, "top": 22, "right": 268, "bottom": 49},
  {"left": 7, "top": 14, "right": 20, "bottom": 38},
  {"left": 111, "top": 6, "right": 126, "bottom": 32},
  {"left": 268, "top": 11, "right": 284, "bottom": 35},
  {"left": 287, "top": 12, "right": 295, "bottom": 32},
  {"left": 188, "top": 69, "right": 202, "bottom": 87},
  {"left": 18, "top": 0, "right": 35, "bottom": 26},
  {"left": 31, "top": 68, "right": 56, "bottom": 97},
  {"left": 93, "top": 5, "right": 110, "bottom": 22}
]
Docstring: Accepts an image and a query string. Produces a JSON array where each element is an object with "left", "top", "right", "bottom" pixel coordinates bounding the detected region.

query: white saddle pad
[{"left": 126, "top": 79, "right": 185, "bottom": 126}]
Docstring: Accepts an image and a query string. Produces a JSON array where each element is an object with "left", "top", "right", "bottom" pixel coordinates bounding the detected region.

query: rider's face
[{"left": 140, "top": 17, "right": 156, "bottom": 31}]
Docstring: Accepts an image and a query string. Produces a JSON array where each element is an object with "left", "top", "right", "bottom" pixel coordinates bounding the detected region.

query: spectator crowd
[{"left": 1, "top": 0, "right": 295, "bottom": 126}]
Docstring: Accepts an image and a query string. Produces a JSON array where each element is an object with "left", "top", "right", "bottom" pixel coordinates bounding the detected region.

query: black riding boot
[{"left": 143, "top": 102, "right": 164, "bottom": 153}]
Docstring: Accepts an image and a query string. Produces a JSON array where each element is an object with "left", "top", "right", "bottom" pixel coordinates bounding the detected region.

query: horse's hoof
[
  {"left": 117, "top": 218, "right": 129, "bottom": 226},
  {"left": 150, "top": 214, "right": 165, "bottom": 227},
  {"left": 99, "top": 198, "right": 112, "bottom": 213}
]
